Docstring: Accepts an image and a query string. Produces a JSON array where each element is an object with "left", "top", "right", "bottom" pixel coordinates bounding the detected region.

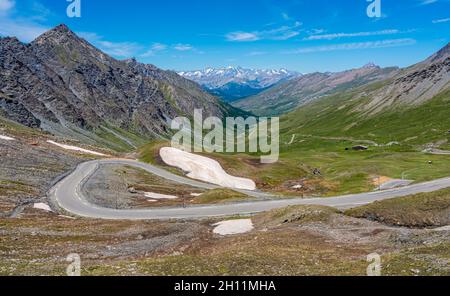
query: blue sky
[{"left": 0, "top": 0, "right": 449, "bottom": 73}]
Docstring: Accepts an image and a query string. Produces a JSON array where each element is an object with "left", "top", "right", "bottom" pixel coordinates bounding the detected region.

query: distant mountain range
[
  {"left": 178, "top": 67, "right": 301, "bottom": 102},
  {"left": 0, "top": 24, "right": 242, "bottom": 151},
  {"left": 233, "top": 63, "right": 400, "bottom": 116}
]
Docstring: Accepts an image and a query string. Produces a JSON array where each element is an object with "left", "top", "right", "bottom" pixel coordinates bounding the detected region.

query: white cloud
[
  {"left": 286, "top": 38, "right": 417, "bottom": 54},
  {"left": 415, "top": 0, "right": 450, "bottom": 7},
  {"left": 268, "top": 25, "right": 301, "bottom": 40},
  {"left": 226, "top": 32, "right": 259, "bottom": 42},
  {"left": 174, "top": 43, "right": 193, "bottom": 51},
  {"left": 97, "top": 41, "right": 141, "bottom": 57},
  {"left": 172, "top": 43, "right": 204, "bottom": 54},
  {"left": 308, "top": 28, "right": 326, "bottom": 35},
  {"left": 0, "top": 1, "right": 48, "bottom": 43},
  {"left": 140, "top": 43, "right": 168, "bottom": 57},
  {"left": 432, "top": 17, "right": 450, "bottom": 23},
  {"left": 153, "top": 43, "right": 167, "bottom": 51},
  {"left": 29, "top": 0, "right": 52, "bottom": 21},
  {"left": 0, "top": 18, "right": 48, "bottom": 42},
  {"left": 226, "top": 21, "right": 302, "bottom": 42},
  {"left": 80, "top": 34, "right": 201, "bottom": 59},
  {"left": 0, "top": 0, "right": 15, "bottom": 12},
  {"left": 246, "top": 51, "right": 267, "bottom": 56},
  {"left": 418, "top": 0, "right": 438, "bottom": 5},
  {"left": 77, "top": 32, "right": 99, "bottom": 41},
  {"left": 304, "top": 29, "right": 402, "bottom": 41},
  {"left": 0, "top": 1, "right": 52, "bottom": 42},
  {"left": 281, "top": 13, "right": 291, "bottom": 20},
  {"left": 79, "top": 32, "right": 142, "bottom": 58}
]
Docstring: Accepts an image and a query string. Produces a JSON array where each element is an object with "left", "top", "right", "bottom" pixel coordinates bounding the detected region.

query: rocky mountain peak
[
  {"left": 52, "top": 24, "right": 71, "bottom": 33},
  {"left": 429, "top": 42, "right": 450, "bottom": 63},
  {"left": 362, "top": 62, "right": 380, "bottom": 69},
  {"left": 0, "top": 24, "right": 231, "bottom": 149},
  {"left": 0, "top": 36, "right": 20, "bottom": 44},
  {"left": 0, "top": 36, "right": 24, "bottom": 51},
  {"left": 31, "top": 23, "right": 80, "bottom": 46}
]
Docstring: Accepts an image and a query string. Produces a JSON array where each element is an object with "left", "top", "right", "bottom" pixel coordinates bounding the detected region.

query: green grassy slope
[
  {"left": 282, "top": 87, "right": 450, "bottom": 147},
  {"left": 271, "top": 82, "right": 450, "bottom": 195},
  {"left": 138, "top": 87, "right": 450, "bottom": 197}
]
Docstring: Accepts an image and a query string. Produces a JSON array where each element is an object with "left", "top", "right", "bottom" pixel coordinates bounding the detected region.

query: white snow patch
[
  {"left": 33, "top": 203, "right": 52, "bottom": 212},
  {"left": 47, "top": 140, "right": 107, "bottom": 156},
  {"left": 159, "top": 147, "right": 256, "bottom": 191},
  {"left": 144, "top": 192, "right": 178, "bottom": 200},
  {"left": 213, "top": 219, "right": 254, "bottom": 236},
  {"left": 0, "top": 135, "right": 15, "bottom": 141},
  {"left": 190, "top": 193, "right": 202, "bottom": 197},
  {"left": 58, "top": 215, "right": 76, "bottom": 219}
]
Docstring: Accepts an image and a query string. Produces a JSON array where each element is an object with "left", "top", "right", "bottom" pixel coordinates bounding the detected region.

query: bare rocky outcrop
[
  {"left": 0, "top": 96, "right": 41, "bottom": 128},
  {"left": 0, "top": 24, "right": 231, "bottom": 148},
  {"left": 360, "top": 43, "right": 450, "bottom": 114}
]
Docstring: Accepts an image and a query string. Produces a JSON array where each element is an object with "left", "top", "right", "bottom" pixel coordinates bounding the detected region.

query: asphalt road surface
[{"left": 49, "top": 159, "right": 450, "bottom": 220}]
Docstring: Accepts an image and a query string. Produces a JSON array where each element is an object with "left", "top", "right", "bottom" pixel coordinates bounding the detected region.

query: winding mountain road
[{"left": 49, "top": 159, "right": 450, "bottom": 220}]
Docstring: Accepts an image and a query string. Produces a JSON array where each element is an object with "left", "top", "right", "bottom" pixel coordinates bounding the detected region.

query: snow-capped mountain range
[
  {"left": 178, "top": 66, "right": 301, "bottom": 101},
  {"left": 178, "top": 66, "right": 300, "bottom": 88}
]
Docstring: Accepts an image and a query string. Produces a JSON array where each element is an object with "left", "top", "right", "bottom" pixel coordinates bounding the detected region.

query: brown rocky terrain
[
  {"left": 0, "top": 24, "right": 238, "bottom": 151},
  {"left": 0, "top": 202, "right": 448, "bottom": 276},
  {"left": 0, "top": 118, "right": 88, "bottom": 216},
  {"left": 361, "top": 43, "right": 450, "bottom": 114}
]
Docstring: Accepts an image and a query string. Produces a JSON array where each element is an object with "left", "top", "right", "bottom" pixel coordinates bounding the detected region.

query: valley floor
[{"left": 0, "top": 120, "right": 449, "bottom": 276}]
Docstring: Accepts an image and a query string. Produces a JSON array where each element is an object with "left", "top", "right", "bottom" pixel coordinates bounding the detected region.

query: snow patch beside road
[
  {"left": 0, "top": 135, "right": 15, "bottom": 141},
  {"left": 47, "top": 140, "right": 107, "bottom": 157},
  {"left": 213, "top": 219, "right": 254, "bottom": 236},
  {"left": 159, "top": 147, "right": 256, "bottom": 191},
  {"left": 144, "top": 192, "right": 178, "bottom": 200},
  {"left": 33, "top": 203, "right": 52, "bottom": 212}
]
